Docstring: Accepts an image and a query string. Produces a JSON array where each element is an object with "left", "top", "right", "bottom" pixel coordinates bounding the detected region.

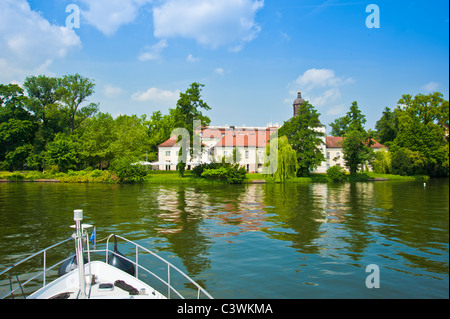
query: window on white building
[{"left": 165, "top": 151, "right": 170, "bottom": 156}]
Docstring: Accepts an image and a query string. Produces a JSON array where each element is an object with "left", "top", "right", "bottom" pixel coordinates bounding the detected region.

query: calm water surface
[{"left": 0, "top": 179, "right": 448, "bottom": 298}]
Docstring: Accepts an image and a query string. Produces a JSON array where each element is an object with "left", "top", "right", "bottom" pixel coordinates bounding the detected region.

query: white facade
[
  {"left": 157, "top": 124, "right": 280, "bottom": 173},
  {"left": 156, "top": 124, "right": 387, "bottom": 174}
]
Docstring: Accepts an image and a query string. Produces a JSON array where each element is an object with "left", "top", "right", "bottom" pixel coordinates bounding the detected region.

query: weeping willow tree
[{"left": 265, "top": 136, "right": 298, "bottom": 182}]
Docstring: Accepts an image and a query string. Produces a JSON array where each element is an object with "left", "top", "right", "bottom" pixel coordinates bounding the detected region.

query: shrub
[
  {"left": 201, "top": 163, "right": 247, "bottom": 184},
  {"left": 110, "top": 157, "right": 147, "bottom": 183},
  {"left": 192, "top": 162, "right": 223, "bottom": 177},
  {"left": 327, "top": 165, "right": 345, "bottom": 182},
  {"left": 5, "top": 172, "right": 26, "bottom": 181}
]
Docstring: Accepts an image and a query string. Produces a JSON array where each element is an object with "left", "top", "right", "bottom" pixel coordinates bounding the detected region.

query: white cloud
[
  {"left": 308, "top": 88, "right": 341, "bottom": 107},
  {"left": 138, "top": 39, "right": 168, "bottom": 61},
  {"left": 422, "top": 81, "right": 439, "bottom": 92},
  {"left": 131, "top": 87, "right": 180, "bottom": 104},
  {"left": 104, "top": 84, "right": 124, "bottom": 98},
  {"left": 0, "top": 0, "right": 81, "bottom": 83},
  {"left": 286, "top": 68, "right": 354, "bottom": 115},
  {"left": 78, "top": 0, "right": 152, "bottom": 36},
  {"left": 187, "top": 54, "right": 199, "bottom": 62},
  {"left": 153, "top": 0, "right": 264, "bottom": 50},
  {"left": 214, "top": 68, "right": 225, "bottom": 75},
  {"left": 296, "top": 68, "right": 353, "bottom": 91}
]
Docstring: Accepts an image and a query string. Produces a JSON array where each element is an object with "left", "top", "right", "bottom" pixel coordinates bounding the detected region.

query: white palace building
[{"left": 156, "top": 91, "right": 386, "bottom": 173}]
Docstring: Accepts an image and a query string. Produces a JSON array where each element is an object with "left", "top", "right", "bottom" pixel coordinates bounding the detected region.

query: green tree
[
  {"left": 57, "top": 74, "right": 99, "bottom": 133},
  {"left": 78, "top": 112, "right": 115, "bottom": 169},
  {"left": 23, "top": 75, "right": 63, "bottom": 134},
  {"left": 110, "top": 114, "right": 150, "bottom": 160},
  {"left": 265, "top": 136, "right": 298, "bottom": 182},
  {"left": 0, "top": 84, "right": 38, "bottom": 171},
  {"left": 343, "top": 129, "right": 374, "bottom": 174},
  {"left": 45, "top": 133, "right": 80, "bottom": 172},
  {"left": 172, "top": 82, "right": 211, "bottom": 130},
  {"left": 329, "top": 116, "right": 350, "bottom": 137},
  {"left": 375, "top": 107, "right": 397, "bottom": 146},
  {"left": 278, "top": 101, "right": 324, "bottom": 176},
  {"left": 390, "top": 92, "right": 449, "bottom": 176},
  {"left": 170, "top": 83, "right": 211, "bottom": 160},
  {"left": 390, "top": 147, "right": 427, "bottom": 176},
  {"left": 145, "top": 110, "right": 176, "bottom": 159},
  {"left": 334, "top": 101, "right": 374, "bottom": 174},
  {"left": 23, "top": 75, "right": 66, "bottom": 170},
  {"left": 372, "top": 148, "right": 391, "bottom": 174}
]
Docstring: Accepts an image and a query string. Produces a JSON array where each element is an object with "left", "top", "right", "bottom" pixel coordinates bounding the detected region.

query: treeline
[
  {"left": 0, "top": 75, "right": 210, "bottom": 175},
  {"left": 268, "top": 91, "right": 448, "bottom": 181},
  {"left": 371, "top": 93, "right": 449, "bottom": 177},
  {"left": 1, "top": 73, "right": 448, "bottom": 180},
  {"left": 328, "top": 92, "right": 449, "bottom": 177}
]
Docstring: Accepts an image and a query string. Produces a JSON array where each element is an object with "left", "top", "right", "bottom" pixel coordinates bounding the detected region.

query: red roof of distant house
[
  {"left": 326, "top": 136, "right": 386, "bottom": 148},
  {"left": 214, "top": 130, "right": 272, "bottom": 148},
  {"left": 326, "top": 136, "right": 344, "bottom": 148},
  {"left": 158, "top": 136, "right": 207, "bottom": 148},
  {"left": 158, "top": 136, "right": 179, "bottom": 148},
  {"left": 159, "top": 128, "right": 387, "bottom": 150}
]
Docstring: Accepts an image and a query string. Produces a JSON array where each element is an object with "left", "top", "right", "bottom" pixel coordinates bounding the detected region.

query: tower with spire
[{"left": 293, "top": 91, "right": 305, "bottom": 117}]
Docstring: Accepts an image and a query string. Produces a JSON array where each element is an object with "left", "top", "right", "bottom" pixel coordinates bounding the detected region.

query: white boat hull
[{"left": 29, "top": 261, "right": 166, "bottom": 299}]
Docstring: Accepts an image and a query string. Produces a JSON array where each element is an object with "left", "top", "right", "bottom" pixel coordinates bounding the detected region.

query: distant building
[
  {"left": 156, "top": 91, "right": 387, "bottom": 173},
  {"left": 325, "top": 136, "right": 387, "bottom": 171},
  {"left": 157, "top": 124, "right": 279, "bottom": 173}
]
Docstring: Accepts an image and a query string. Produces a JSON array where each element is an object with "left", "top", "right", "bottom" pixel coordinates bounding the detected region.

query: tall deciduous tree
[
  {"left": 278, "top": 101, "right": 324, "bottom": 176},
  {"left": 170, "top": 82, "right": 211, "bottom": 163},
  {"left": 145, "top": 110, "right": 176, "bottom": 159},
  {"left": 109, "top": 114, "right": 150, "bottom": 160},
  {"left": 172, "top": 82, "right": 211, "bottom": 130},
  {"left": 390, "top": 92, "right": 449, "bottom": 176},
  {"left": 342, "top": 102, "right": 374, "bottom": 174},
  {"left": 0, "top": 84, "right": 37, "bottom": 171},
  {"left": 57, "top": 74, "right": 99, "bottom": 133},
  {"left": 375, "top": 107, "right": 397, "bottom": 147},
  {"left": 331, "top": 101, "right": 373, "bottom": 174},
  {"left": 78, "top": 112, "right": 115, "bottom": 169},
  {"left": 23, "top": 75, "right": 65, "bottom": 169},
  {"left": 329, "top": 116, "right": 349, "bottom": 137}
]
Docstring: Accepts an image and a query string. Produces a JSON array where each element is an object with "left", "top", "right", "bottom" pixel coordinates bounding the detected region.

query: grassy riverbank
[
  {"left": 253, "top": 172, "right": 429, "bottom": 183},
  {"left": 1, "top": 170, "right": 429, "bottom": 184}
]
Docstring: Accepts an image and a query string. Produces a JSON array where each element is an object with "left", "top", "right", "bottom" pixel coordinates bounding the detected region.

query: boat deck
[{"left": 29, "top": 261, "right": 166, "bottom": 299}]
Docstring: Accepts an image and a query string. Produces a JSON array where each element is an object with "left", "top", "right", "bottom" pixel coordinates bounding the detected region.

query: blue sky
[{"left": 1, "top": 0, "right": 448, "bottom": 133}]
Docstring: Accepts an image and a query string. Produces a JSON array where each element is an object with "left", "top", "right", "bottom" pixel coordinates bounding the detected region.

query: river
[{"left": 0, "top": 178, "right": 448, "bottom": 299}]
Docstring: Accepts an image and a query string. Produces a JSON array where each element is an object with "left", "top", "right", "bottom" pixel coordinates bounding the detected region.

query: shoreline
[
  {"left": 0, "top": 175, "right": 429, "bottom": 184},
  {"left": 0, "top": 179, "right": 60, "bottom": 183},
  {"left": 1, "top": 170, "right": 431, "bottom": 185}
]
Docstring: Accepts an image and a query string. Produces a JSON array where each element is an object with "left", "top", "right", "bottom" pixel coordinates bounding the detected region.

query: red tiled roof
[
  {"left": 158, "top": 136, "right": 179, "bottom": 148},
  {"left": 200, "top": 128, "right": 226, "bottom": 139},
  {"left": 214, "top": 130, "right": 271, "bottom": 148},
  {"left": 158, "top": 136, "right": 207, "bottom": 148},
  {"left": 326, "top": 136, "right": 344, "bottom": 148},
  {"left": 326, "top": 136, "right": 387, "bottom": 148}
]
